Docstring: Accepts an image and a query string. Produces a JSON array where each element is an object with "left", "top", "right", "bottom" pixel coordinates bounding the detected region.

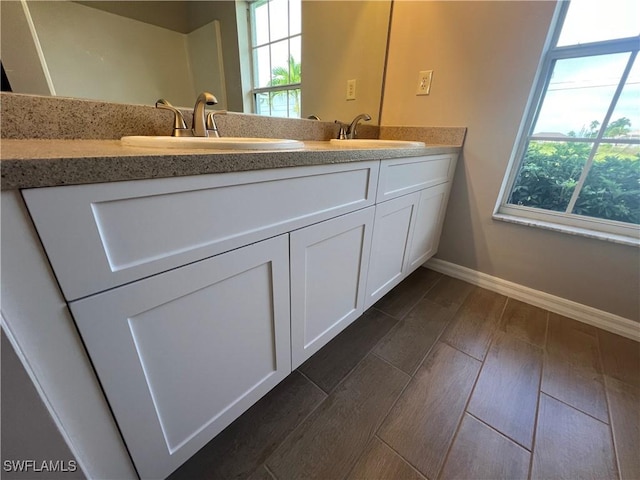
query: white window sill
[{"left": 493, "top": 213, "right": 640, "bottom": 247}]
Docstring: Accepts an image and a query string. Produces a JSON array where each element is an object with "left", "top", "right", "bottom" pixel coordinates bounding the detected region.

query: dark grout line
[
  {"left": 374, "top": 434, "right": 429, "bottom": 480},
  {"left": 528, "top": 310, "right": 549, "bottom": 480},
  {"left": 264, "top": 463, "right": 278, "bottom": 480},
  {"left": 370, "top": 351, "right": 413, "bottom": 379},
  {"left": 437, "top": 302, "right": 502, "bottom": 479},
  {"left": 538, "top": 391, "right": 611, "bottom": 427},
  {"left": 294, "top": 368, "right": 328, "bottom": 396},
  {"left": 465, "top": 410, "right": 534, "bottom": 453}
]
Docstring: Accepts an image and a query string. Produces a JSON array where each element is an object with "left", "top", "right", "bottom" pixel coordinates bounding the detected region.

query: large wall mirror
[{"left": 1, "top": 0, "right": 391, "bottom": 124}]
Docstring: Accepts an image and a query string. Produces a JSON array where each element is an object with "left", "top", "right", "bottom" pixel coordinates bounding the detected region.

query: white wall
[
  {"left": 24, "top": 1, "right": 197, "bottom": 106},
  {"left": 382, "top": 1, "right": 640, "bottom": 322},
  {"left": 187, "top": 20, "right": 227, "bottom": 110}
]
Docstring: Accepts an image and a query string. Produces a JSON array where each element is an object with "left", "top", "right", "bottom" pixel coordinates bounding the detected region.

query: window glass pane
[
  {"left": 289, "top": 0, "right": 301, "bottom": 36},
  {"left": 571, "top": 144, "right": 640, "bottom": 223},
  {"left": 289, "top": 88, "right": 301, "bottom": 117},
  {"left": 509, "top": 140, "right": 591, "bottom": 212},
  {"left": 255, "top": 45, "right": 271, "bottom": 88},
  {"left": 269, "top": 0, "right": 289, "bottom": 42},
  {"left": 269, "top": 39, "right": 289, "bottom": 85},
  {"left": 253, "top": 1, "right": 270, "bottom": 46},
  {"left": 270, "top": 91, "right": 288, "bottom": 117},
  {"left": 533, "top": 53, "right": 630, "bottom": 137},
  {"left": 290, "top": 35, "right": 301, "bottom": 83},
  {"left": 255, "top": 92, "right": 270, "bottom": 116},
  {"left": 604, "top": 57, "right": 640, "bottom": 140},
  {"left": 558, "top": 0, "right": 639, "bottom": 47}
]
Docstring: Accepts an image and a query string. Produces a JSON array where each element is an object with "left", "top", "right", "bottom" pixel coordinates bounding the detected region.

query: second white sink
[
  {"left": 121, "top": 136, "right": 305, "bottom": 150},
  {"left": 330, "top": 139, "right": 426, "bottom": 148}
]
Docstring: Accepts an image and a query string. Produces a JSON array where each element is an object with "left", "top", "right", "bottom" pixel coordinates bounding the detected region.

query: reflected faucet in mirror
[{"left": 334, "top": 114, "right": 372, "bottom": 140}]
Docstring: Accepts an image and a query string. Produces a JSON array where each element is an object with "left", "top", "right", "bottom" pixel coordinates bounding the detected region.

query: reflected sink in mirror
[
  {"left": 329, "top": 139, "right": 426, "bottom": 149},
  {"left": 121, "top": 136, "right": 305, "bottom": 150}
]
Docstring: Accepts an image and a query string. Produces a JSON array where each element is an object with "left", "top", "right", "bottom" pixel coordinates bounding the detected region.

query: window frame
[
  {"left": 248, "top": 0, "right": 301, "bottom": 118},
  {"left": 494, "top": 1, "right": 640, "bottom": 246}
]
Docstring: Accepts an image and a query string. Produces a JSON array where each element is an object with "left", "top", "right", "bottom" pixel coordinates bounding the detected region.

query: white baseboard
[{"left": 425, "top": 258, "right": 640, "bottom": 342}]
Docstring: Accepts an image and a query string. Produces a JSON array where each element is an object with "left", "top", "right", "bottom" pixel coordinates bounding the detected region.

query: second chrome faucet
[
  {"left": 334, "top": 113, "right": 371, "bottom": 139},
  {"left": 156, "top": 92, "right": 226, "bottom": 137}
]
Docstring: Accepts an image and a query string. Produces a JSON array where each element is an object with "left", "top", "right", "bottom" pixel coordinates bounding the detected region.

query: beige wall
[
  {"left": 301, "top": 0, "right": 391, "bottom": 124},
  {"left": 382, "top": 0, "right": 640, "bottom": 322}
]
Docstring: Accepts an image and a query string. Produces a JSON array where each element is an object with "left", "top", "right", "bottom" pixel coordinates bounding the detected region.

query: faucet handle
[
  {"left": 155, "top": 99, "right": 189, "bottom": 136},
  {"left": 206, "top": 110, "right": 227, "bottom": 138},
  {"left": 334, "top": 120, "right": 348, "bottom": 140}
]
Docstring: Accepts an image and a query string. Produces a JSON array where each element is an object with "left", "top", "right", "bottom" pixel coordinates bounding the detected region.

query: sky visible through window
[{"left": 534, "top": 0, "right": 639, "bottom": 136}]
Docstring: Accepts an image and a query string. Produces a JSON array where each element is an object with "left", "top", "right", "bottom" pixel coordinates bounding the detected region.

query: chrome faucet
[
  {"left": 347, "top": 113, "right": 371, "bottom": 139},
  {"left": 155, "top": 99, "right": 190, "bottom": 137},
  {"left": 192, "top": 92, "right": 218, "bottom": 137},
  {"left": 206, "top": 110, "right": 227, "bottom": 138},
  {"left": 334, "top": 113, "right": 371, "bottom": 139},
  {"left": 156, "top": 93, "right": 220, "bottom": 137}
]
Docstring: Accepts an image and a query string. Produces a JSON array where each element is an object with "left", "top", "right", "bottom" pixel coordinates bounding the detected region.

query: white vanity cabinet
[
  {"left": 69, "top": 234, "right": 291, "bottom": 479},
  {"left": 364, "top": 154, "right": 456, "bottom": 308},
  {"left": 16, "top": 151, "right": 457, "bottom": 479},
  {"left": 290, "top": 207, "right": 374, "bottom": 368},
  {"left": 365, "top": 192, "right": 421, "bottom": 308}
]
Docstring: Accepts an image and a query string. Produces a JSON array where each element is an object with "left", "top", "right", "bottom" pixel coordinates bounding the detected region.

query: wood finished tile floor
[{"left": 169, "top": 268, "right": 640, "bottom": 480}]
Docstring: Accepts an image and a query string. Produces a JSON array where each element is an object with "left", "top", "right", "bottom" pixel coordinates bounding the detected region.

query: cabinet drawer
[
  {"left": 376, "top": 154, "right": 456, "bottom": 203},
  {"left": 23, "top": 161, "right": 378, "bottom": 300}
]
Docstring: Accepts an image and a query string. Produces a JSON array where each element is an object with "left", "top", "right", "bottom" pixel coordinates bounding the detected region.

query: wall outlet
[
  {"left": 416, "top": 70, "right": 433, "bottom": 95},
  {"left": 346, "top": 79, "right": 356, "bottom": 100}
]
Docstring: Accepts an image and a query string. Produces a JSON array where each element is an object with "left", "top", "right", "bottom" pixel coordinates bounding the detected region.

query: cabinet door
[
  {"left": 406, "top": 183, "right": 450, "bottom": 270},
  {"left": 290, "top": 207, "right": 374, "bottom": 368},
  {"left": 364, "top": 192, "right": 420, "bottom": 310},
  {"left": 69, "top": 235, "right": 291, "bottom": 480}
]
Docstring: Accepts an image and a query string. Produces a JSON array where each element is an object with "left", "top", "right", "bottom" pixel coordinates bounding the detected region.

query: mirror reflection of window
[{"left": 250, "top": 0, "right": 302, "bottom": 118}]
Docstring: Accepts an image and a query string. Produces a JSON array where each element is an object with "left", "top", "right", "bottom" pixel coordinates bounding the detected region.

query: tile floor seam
[
  {"left": 406, "top": 307, "right": 459, "bottom": 378},
  {"left": 368, "top": 356, "right": 433, "bottom": 475},
  {"left": 539, "top": 388, "right": 613, "bottom": 427},
  {"left": 464, "top": 411, "right": 534, "bottom": 453},
  {"left": 440, "top": 293, "right": 508, "bottom": 364},
  {"left": 540, "top": 390, "right": 617, "bottom": 428},
  {"left": 527, "top": 310, "right": 549, "bottom": 480},
  {"left": 321, "top": 321, "right": 401, "bottom": 397},
  {"left": 439, "top": 305, "right": 505, "bottom": 479},
  {"left": 370, "top": 351, "right": 415, "bottom": 379},
  {"left": 263, "top": 463, "right": 277, "bottom": 480},
  {"left": 498, "top": 298, "right": 548, "bottom": 350},
  {"left": 372, "top": 434, "right": 429, "bottom": 480},
  {"left": 374, "top": 272, "right": 443, "bottom": 322},
  {"left": 596, "top": 334, "right": 623, "bottom": 480},
  {"left": 294, "top": 368, "right": 329, "bottom": 396},
  {"left": 257, "top": 378, "right": 331, "bottom": 478},
  {"left": 538, "top": 372, "right": 610, "bottom": 425}
]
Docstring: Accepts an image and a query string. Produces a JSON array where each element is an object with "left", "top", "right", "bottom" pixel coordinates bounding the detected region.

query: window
[
  {"left": 496, "top": 0, "right": 640, "bottom": 243},
  {"left": 249, "top": 0, "right": 301, "bottom": 118}
]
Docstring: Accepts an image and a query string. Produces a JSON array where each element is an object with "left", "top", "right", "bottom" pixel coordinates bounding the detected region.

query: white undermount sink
[
  {"left": 121, "top": 136, "right": 305, "bottom": 150},
  {"left": 329, "top": 139, "right": 426, "bottom": 148}
]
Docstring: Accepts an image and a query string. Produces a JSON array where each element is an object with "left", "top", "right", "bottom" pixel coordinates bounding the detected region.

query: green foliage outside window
[{"left": 509, "top": 118, "right": 640, "bottom": 224}]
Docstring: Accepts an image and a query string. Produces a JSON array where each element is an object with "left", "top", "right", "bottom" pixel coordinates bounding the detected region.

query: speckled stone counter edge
[{"left": 0, "top": 92, "right": 466, "bottom": 189}]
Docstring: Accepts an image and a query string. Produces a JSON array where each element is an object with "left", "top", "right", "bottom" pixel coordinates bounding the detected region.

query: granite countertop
[{"left": 0, "top": 139, "right": 461, "bottom": 190}]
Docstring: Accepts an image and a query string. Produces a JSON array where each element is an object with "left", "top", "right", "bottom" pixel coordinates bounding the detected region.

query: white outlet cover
[
  {"left": 416, "top": 70, "right": 433, "bottom": 96},
  {"left": 346, "top": 79, "right": 356, "bottom": 100}
]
